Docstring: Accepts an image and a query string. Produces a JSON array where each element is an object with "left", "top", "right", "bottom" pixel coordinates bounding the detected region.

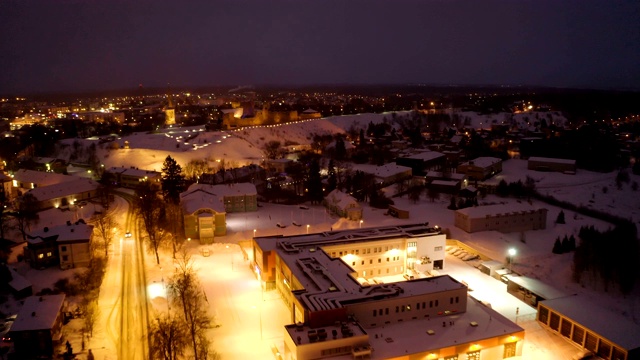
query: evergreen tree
[
  {"left": 568, "top": 234, "right": 576, "bottom": 251},
  {"left": 161, "top": 155, "right": 185, "bottom": 204},
  {"left": 552, "top": 237, "right": 563, "bottom": 254},
  {"left": 496, "top": 179, "right": 509, "bottom": 197},
  {"left": 307, "top": 159, "right": 323, "bottom": 204},
  {"left": 327, "top": 160, "right": 337, "bottom": 192},
  {"left": 556, "top": 210, "right": 566, "bottom": 224},
  {"left": 447, "top": 196, "right": 457, "bottom": 210},
  {"left": 335, "top": 136, "right": 346, "bottom": 160},
  {"left": 561, "top": 235, "right": 570, "bottom": 252}
]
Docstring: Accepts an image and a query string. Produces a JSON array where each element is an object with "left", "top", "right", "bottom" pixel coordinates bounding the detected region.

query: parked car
[{"left": 125, "top": 231, "right": 132, "bottom": 238}]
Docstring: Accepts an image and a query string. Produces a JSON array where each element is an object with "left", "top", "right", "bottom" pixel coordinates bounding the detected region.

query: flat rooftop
[
  {"left": 541, "top": 295, "right": 640, "bottom": 350},
  {"left": 286, "top": 296, "right": 524, "bottom": 359}
]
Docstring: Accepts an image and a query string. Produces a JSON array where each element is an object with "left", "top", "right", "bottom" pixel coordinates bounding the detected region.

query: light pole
[
  {"left": 253, "top": 229, "right": 257, "bottom": 238},
  {"left": 306, "top": 224, "right": 310, "bottom": 234},
  {"left": 359, "top": 220, "right": 363, "bottom": 228},
  {"left": 508, "top": 248, "right": 516, "bottom": 273}
]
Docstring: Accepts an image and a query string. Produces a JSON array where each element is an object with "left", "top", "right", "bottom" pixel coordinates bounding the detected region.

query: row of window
[
  {"left": 539, "top": 306, "right": 627, "bottom": 360},
  {"left": 332, "top": 244, "right": 401, "bottom": 257},
  {"left": 350, "top": 256, "right": 402, "bottom": 267},
  {"left": 362, "top": 267, "right": 403, "bottom": 277},
  {"left": 372, "top": 297, "right": 461, "bottom": 317}
]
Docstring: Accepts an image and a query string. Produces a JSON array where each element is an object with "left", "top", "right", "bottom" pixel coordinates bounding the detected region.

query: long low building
[
  {"left": 454, "top": 203, "right": 548, "bottom": 233},
  {"left": 252, "top": 224, "right": 525, "bottom": 360},
  {"left": 537, "top": 295, "right": 640, "bottom": 360},
  {"left": 527, "top": 157, "right": 576, "bottom": 173}
]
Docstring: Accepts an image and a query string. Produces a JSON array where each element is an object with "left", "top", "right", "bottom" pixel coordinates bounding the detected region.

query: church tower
[{"left": 164, "top": 94, "right": 176, "bottom": 126}]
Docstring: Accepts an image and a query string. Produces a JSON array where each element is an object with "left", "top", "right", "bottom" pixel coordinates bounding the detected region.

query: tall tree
[
  {"left": 13, "top": 193, "right": 40, "bottom": 241},
  {"left": 0, "top": 191, "right": 11, "bottom": 241},
  {"left": 307, "top": 159, "right": 323, "bottom": 204},
  {"left": 149, "top": 313, "right": 188, "bottom": 360},
  {"left": 135, "top": 181, "right": 165, "bottom": 264},
  {"left": 169, "top": 252, "right": 214, "bottom": 360},
  {"left": 262, "top": 140, "right": 282, "bottom": 160},
  {"left": 91, "top": 210, "right": 117, "bottom": 259},
  {"left": 162, "top": 202, "right": 185, "bottom": 259},
  {"left": 162, "top": 156, "right": 185, "bottom": 204}
]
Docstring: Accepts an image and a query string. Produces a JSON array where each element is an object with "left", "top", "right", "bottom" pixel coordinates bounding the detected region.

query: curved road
[{"left": 100, "top": 192, "right": 150, "bottom": 360}]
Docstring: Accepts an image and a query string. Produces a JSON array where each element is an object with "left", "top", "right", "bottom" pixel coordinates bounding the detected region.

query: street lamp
[
  {"left": 306, "top": 224, "right": 310, "bottom": 234},
  {"left": 508, "top": 248, "right": 516, "bottom": 273},
  {"left": 359, "top": 220, "right": 363, "bottom": 228},
  {"left": 253, "top": 229, "right": 257, "bottom": 238}
]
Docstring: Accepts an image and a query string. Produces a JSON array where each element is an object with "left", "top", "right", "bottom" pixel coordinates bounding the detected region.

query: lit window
[
  {"left": 46, "top": 252, "right": 52, "bottom": 257},
  {"left": 38, "top": 254, "right": 44, "bottom": 259}
]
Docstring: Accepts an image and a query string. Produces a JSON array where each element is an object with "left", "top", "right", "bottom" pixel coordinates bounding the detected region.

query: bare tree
[
  {"left": 90, "top": 211, "right": 117, "bottom": 258},
  {"left": 13, "top": 193, "right": 40, "bottom": 241},
  {"left": 135, "top": 181, "right": 165, "bottom": 264},
  {"left": 168, "top": 252, "right": 215, "bottom": 360},
  {"left": 262, "top": 140, "right": 282, "bottom": 160},
  {"left": 149, "top": 313, "right": 188, "bottom": 360},
  {"left": 184, "top": 158, "right": 210, "bottom": 182},
  {"left": 162, "top": 202, "right": 184, "bottom": 259},
  {"left": 82, "top": 299, "right": 99, "bottom": 338}
]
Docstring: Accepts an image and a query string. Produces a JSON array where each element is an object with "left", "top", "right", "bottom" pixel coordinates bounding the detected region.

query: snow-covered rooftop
[
  {"left": 405, "top": 151, "right": 445, "bottom": 162},
  {"left": 541, "top": 294, "right": 640, "bottom": 350},
  {"left": 28, "top": 220, "right": 93, "bottom": 244},
  {"left": 463, "top": 157, "right": 502, "bottom": 168},
  {"left": 28, "top": 178, "right": 99, "bottom": 202},
  {"left": 455, "top": 203, "right": 545, "bottom": 218},
  {"left": 528, "top": 156, "right": 576, "bottom": 165},
  {"left": 10, "top": 294, "right": 66, "bottom": 332},
  {"left": 11, "top": 169, "right": 73, "bottom": 186}
]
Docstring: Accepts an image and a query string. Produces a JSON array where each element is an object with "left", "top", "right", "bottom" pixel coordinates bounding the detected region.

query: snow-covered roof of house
[
  {"left": 8, "top": 267, "right": 32, "bottom": 292},
  {"left": 181, "top": 188, "right": 225, "bottom": 214},
  {"left": 27, "top": 178, "right": 99, "bottom": 202},
  {"left": 455, "top": 203, "right": 546, "bottom": 218},
  {"left": 107, "top": 166, "right": 160, "bottom": 178},
  {"left": 325, "top": 189, "right": 359, "bottom": 211},
  {"left": 405, "top": 151, "right": 445, "bottom": 162},
  {"left": 11, "top": 169, "right": 72, "bottom": 186},
  {"left": 32, "top": 157, "right": 63, "bottom": 164},
  {"left": 10, "top": 294, "right": 66, "bottom": 332},
  {"left": 302, "top": 108, "right": 319, "bottom": 114},
  {"left": 540, "top": 294, "right": 640, "bottom": 350},
  {"left": 425, "top": 171, "right": 466, "bottom": 180},
  {"left": 528, "top": 156, "right": 576, "bottom": 165},
  {"left": 463, "top": 157, "right": 502, "bottom": 167},
  {"left": 430, "top": 180, "right": 459, "bottom": 187},
  {"left": 354, "top": 163, "right": 411, "bottom": 179},
  {"left": 28, "top": 220, "right": 93, "bottom": 245},
  {"left": 0, "top": 172, "right": 11, "bottom": 182}
]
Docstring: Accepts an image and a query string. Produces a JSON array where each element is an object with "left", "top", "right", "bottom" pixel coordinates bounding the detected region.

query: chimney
[{"left": 44, "top": 227, "right": 49, "bottom": 232}]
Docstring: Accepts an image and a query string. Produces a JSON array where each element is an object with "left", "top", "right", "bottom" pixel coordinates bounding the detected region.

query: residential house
[
  {"left": 105, "top": 166, "right": 161, "bottom": 189},
  {"left": 395, "top": 150, "right": 446, "bottom": 176},
  {"left": 456, "top": 157, "right": 503, "bottom": 181},
  {"left": 9, "top": 295, "right": 66, "bottom": 359},
  {"left": 24, "top": 220, "right": 93, "bottom": 269},
  {"left": 324, "top": 189, "right": 362, "bottom": 221},
  {"left": 180, "top": 183, "right": 257, "bottom": 243},
  {"left": 27, "top": 178, "right": 99, "bottom": 210}
]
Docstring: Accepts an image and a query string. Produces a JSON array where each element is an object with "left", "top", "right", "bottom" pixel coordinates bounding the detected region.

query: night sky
[{"left": 1, "top": 0, "right": 639, "bottom": 94}]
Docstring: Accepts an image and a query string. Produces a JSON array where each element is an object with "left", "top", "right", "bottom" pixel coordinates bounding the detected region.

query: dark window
[
  {"left": 612, "top": 347, "right": 626, "bottom": 360},
  {"left": 549, "top": 312, "right": 560, "bottom": 331},
  {"left": 538, "top": 306, "right": 549, "bottom": 324},
  {"left": 560, "top": 319, "right": 572, "bottom": 338},
  {"left": 572, "top": 325, "right": 584, "bottom": 345},
  {"left": 373, "top": 309, "right": 377, "bottom": 317},
  {"left": 61, "top": 246, "right": 67, "bottom": 252},
  {"left": 585, "top": 332, "right": 597, "bottom": 352},
  {"left": 598, "top": 341, "right": 611, "bottom": 359}
]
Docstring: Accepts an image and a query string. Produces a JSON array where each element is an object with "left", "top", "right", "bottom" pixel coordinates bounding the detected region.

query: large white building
[{"left": 252, "top": 224, "right": 524, "bottom": 359}]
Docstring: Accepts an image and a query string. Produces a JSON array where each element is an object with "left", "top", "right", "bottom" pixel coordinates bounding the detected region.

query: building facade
[
  {"left": 24, "top": 220, "right": 93, "bottom": 270},
  {"left": 252, "top": 224, "right": 524, "bottom": 360},
  {"left": 456, "top": 157, "right": 503, "bottom": 181},
  {"left": 9, "top": 295, "right": 66, "bottom": 359},
  {"left": 454, "top": 204, "right": 548, "bottom": 233}
]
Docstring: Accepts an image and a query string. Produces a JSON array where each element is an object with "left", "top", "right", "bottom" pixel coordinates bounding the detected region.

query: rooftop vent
[
  {"left": 470, "top": 321, "right": 478, "bottom": 327},
  {"left": 427, "top": 330, "right": 435, "bottom": 336}
]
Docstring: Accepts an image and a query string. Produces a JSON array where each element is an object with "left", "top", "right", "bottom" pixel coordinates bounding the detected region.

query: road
[{"left": 97, "top": 193, "right": 150, "bottom": 360}]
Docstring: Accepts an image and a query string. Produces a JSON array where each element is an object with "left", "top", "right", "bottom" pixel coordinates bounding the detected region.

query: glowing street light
[
  {"left": 508, "top": 248, "right": 517, "bottom": 273},
  {"left": 306, "top": 224, "right": 310, "bottom": 234},
  {"left": 359, "top": 220, "right": 363, "bottom": 228},
  {"left": 253, "top": 229, "right": 257, "bottom": 238}
]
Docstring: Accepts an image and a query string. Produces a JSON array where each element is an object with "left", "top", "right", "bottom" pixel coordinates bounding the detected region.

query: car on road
[
  {"left": 299, "top": 205, "right": 309, "bottom": 210},
  {"left": 125, "top": 231, "right": 132, "bottom": 238},
  {"left": 276, "top": 223, "right": 287, "bottom": 228}
]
